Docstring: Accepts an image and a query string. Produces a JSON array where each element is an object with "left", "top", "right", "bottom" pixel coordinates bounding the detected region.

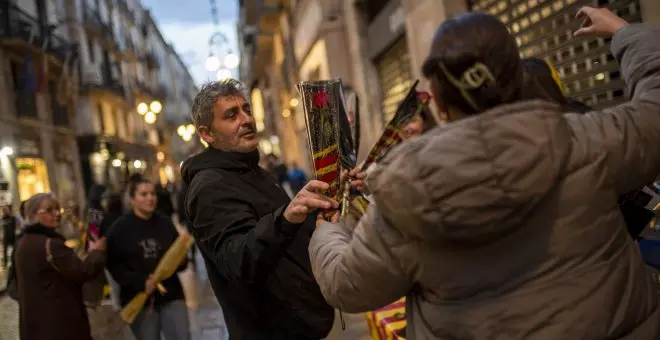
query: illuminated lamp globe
[
  {"left": 224, "top": 52, "right": 239, "bottom": 69},
  {"left": 177, "top": 125, "right": 186, "bottom": 137},
  {"left": 205, "top": 55, "right": 220, "bottom": 72},
  {"left": 182, "top": 133, "right": 193, "bottom": 142},
  {"left": 144, "top": 111, "right": 157, "bottom": 124},
  {"left": 133, "top": 160, "right": 142, "bottom": 169},
  {"left": 186, "top": 124, "right": 195, "bottom": 135},
  {"left": 137, "top": 103, "right": 149, "bottom": 115},
  {"left": 216, "top": 68, "right": 232, "bottom": 81},
  {"left": 150, "top": 100, "right": 163, "bottom": 114}
]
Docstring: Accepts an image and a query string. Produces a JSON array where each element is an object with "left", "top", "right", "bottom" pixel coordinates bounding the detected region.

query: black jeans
[{"left": 2, "top": 239, "right": 14, "bottom": 267}]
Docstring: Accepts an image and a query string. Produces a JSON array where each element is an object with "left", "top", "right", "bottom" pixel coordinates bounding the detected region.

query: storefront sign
[
  {"left": 18, "top": 139, "right": 40, "bottom": 157},
  {"left": 368, "top": 0, "right": 406, "bottom": 59}
]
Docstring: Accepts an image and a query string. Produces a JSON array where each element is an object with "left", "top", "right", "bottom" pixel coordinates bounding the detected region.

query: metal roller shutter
[
  {"left": 376, "top": 37, "right": 414, "bottom": 123},
  {"left": 469, "top": 0, "right": 642, "bottom": 109}
]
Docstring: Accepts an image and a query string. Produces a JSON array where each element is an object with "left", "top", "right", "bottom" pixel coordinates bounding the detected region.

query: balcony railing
[
  {"left": 81, "top": 73, "right": 126, "bottom": 99},
  {"left": 0, "top": 0, "right": 77, "bottom": 64},
  {"left": 144, "top": 52, "right": 160, "bottom": 69},
  {"left": 83, "top": 8, "right": 115, "bottom": 45},
  {"left": 14, "top": 90, "right": 38, "bottom": 119}
]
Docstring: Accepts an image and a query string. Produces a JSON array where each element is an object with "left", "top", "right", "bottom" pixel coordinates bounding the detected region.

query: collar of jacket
[
  {"left": 181, "top": 146, "right": 261, "bottom": 184},
  {"left": 22, "top": 223, "right": 65, "bottom": 241}
]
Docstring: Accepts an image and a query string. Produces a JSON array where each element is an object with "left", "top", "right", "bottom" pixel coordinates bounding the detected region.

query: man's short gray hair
[
  {"left": 191, "top": 79, "right": 248, "bottom": 128},
  {"left": 25, "top": 192, "right": 57, "bottom": 222}
]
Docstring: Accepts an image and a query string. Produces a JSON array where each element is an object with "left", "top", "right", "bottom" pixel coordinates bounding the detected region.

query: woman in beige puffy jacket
[{"left": 310, "top": 7, "right": 660, "bottom": 339}]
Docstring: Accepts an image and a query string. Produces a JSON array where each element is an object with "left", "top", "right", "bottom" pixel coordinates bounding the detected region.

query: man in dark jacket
[{"left": 182, "top": 79, "right": 337, "bottom": 340}]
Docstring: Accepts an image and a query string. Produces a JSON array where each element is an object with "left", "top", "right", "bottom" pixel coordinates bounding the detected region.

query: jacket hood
[
  {"left": 181, "top": 147, "right": 260, "bottom": 185},
  {"left": 369, "top": 100, "right": 571, "bottom": 245}
]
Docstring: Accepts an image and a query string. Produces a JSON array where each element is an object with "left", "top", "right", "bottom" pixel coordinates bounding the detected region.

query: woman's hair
[
  {"left": 25, "top": 193, "right": 56, "bottom": 221},
  {"left": 106, "top": 193, "right": 124, "bottom": 215},
  {"left": 422, "top": 12, "right": 523, "bottom": 115},
  {"left": 128, "top": 178, "right": 153, "bottom": 198},
  {"left": 521, "top": 57, "right": 568, "bottom": 106},
  {"left": 419, "top": 106, "right": 438, "bottom": 132},
  {"left": 19, "top": 200, "right": 26, "bottom": 219}
]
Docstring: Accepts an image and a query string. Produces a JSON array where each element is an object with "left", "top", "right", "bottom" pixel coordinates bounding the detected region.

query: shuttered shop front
[
  {"left": 470, "top": 0, "right": 642, "bottom": 109},
  {"left": 376, "top": 38, "right": 414, "bottom": 122}
]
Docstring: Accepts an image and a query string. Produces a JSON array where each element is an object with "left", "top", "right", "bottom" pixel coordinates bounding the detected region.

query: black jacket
[
  {"left": 105, "top": 212, "right": 186, "bottom": 307},
  {"left": 182, "top": 147, "right": 334, "bottom": 340}
]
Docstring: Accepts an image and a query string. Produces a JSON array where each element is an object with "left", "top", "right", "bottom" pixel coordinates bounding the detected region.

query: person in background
[
  {"left": 287, "top": 162, "right": 308, "bottom": 195},
  {"left": 156, "top": 184, "right": 175, "bottom": 219},
  {"left": 399, "top": 106, "right": 438, "bottom": 140},
  {"left": 16, "top": 193, "right": 106, "bottom": 340},
  {"left": 106, "top": 178, "right": 190, "bottom": 340},
  {"left": 267, "top": 154, "right": 289, "bottom": 187},
  {"left": 310, "top": 7, "right": 660, "bottom": 339},
  {"left": 522, "top": 56, "right": 656, "bottom": 239},
  {"left": 1, "top": 205, "right": 18, "bottom": 268},
  {"left": 99, "top": 193, "right": 124, "bottom": 238},
  {"left": 522, "top": 57, "right": 592, "bottom": 113}
]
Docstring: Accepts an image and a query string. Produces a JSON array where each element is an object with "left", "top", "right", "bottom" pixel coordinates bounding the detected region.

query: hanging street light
[
  {"left": 144, "top": 111, "right": 157, "bottom": 124},
  {"left": 224, "top": 52, "right": 239, "bottom": 69},
  {"left": 150, "top": 100, "right": 163, "bottom": 114},
  {"left": 177, "top": 125, "right": 186, "bottom": 137},
  {"left": 205, "top": 31, "right": 239, "bottom": 78},
  {"left": 216, "top": 68, "right": 232, "bottom": 81},
  {"left": 205, "top": 54, "right": 221, "bottom": 72},
  {"left": 137, "top": 103, "right": 149, "bottom": 115}
]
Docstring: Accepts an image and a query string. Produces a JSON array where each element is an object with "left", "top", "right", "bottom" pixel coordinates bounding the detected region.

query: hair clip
[{"left": 436, "top": 61, "right": 496, "bottom": 112}]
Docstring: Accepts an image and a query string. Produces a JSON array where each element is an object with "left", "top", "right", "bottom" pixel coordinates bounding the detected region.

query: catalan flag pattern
[
  {"left": 361, "top": 125, "right": 402, "bottom": 171},
  {"left": 313, "top": 144, "right": 340, "bottom": 203}
]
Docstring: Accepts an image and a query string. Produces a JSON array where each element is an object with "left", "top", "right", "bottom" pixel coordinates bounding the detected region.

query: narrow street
[{"left": 0, "top": 248, "right": 229, "bottom": 340}]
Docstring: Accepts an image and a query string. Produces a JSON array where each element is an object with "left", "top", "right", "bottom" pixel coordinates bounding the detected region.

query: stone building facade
[
  {"left": 0, "top": 0, "right": 196, "bottom": 212},
  {"left": 240, "top": 0, "right": 660, "bottom": 174}
]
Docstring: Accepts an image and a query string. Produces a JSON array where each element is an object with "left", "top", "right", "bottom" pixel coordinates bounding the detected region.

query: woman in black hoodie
[{"left": 106, "top": 178, "right": 190, "bottom": 340}]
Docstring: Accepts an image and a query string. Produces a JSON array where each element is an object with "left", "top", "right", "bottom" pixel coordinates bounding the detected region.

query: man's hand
[
  {"left": 574, "top": 6, "right": 629, "bottom": 38},
  {"left": 341, "top": 168, "right": 368, "bottom": 194},
  {"left": 283, "top": 180, "right": 339, "bottom": 224},
  {"left": 88, "top": 237, "right": 106, "bottom": 252},
  {"left": 145, "top": 276, "right": 157, "bottom": 295}
]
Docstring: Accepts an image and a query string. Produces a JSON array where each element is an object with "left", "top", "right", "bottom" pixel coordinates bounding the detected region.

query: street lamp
[
  {"left": 137, "top": 103, "right": 149, "bottom": 115},
  {"left": 205, "top": 32, "right": 239, "bottom": 73},
  {"left": 177, "top": 123, "right": 196, "bottom": 142},
  {"left": 150, "top": 100, "right": 162, "bottom": 114},
  {"left": 216, "top": 68, "right": 232, "bottom": 81},
  {"left": 145, "top": 111, "right": 157, "bottom": 124}
]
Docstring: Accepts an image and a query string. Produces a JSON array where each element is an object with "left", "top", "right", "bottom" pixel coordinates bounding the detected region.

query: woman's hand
[
  {"left": 317, "top": 210, "right": 340, "bottom": 228},
  {"left": 88, "top": 237, "right": 106, "bottom": 252},
  {"left": 574, "top": 6, "right": 629, "bottom": 38},
  {"left": 341, "top": 167, "right": 368, "bottom": 193}
]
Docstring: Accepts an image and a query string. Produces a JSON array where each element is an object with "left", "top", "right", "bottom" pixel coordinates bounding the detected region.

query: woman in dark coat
[{"left": 15, "top": 193, "right": 106, "bottom": 340}]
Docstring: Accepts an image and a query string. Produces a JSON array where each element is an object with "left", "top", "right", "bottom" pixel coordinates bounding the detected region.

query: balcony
[
  {"left": 115, "top": 0, "right": 136, "bottom": 23},
  {"left": 0, "top": 0, "right": 78, "bottom": 66},
  {"left": 144, "top": 52, "right": 160, "bottom": 70},
  {"left": 14, "top": 90, "right": 38, "bottom": 119},
  {"left": 83, "top": 8, "right": 116, "bottom": 49},
  {"left": 81, "top": 72, "right": 126, "bottom": 100},
  {"left": 133, "top": 80, "right": 166, "bottom": 102}
]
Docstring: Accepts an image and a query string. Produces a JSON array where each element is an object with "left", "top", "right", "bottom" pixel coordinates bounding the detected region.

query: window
[
  {"left": 96, "top": 103, "right": 105, "bottom": 133},
  {"left": 87, "top": 39, "right": 95, "bottom": 62}
]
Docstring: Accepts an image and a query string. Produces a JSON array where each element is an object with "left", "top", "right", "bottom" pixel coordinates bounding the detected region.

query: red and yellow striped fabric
[{"left": 365, "top": 298, "right": 406, "bottom": 340}]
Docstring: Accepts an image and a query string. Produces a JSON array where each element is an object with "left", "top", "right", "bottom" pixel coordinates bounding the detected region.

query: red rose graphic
[
  {"left": 416, "top": 91, "right": 432, "bottom": 103},
  {"left": 312, "top": 91, "right": 330, "bottom": 109}
]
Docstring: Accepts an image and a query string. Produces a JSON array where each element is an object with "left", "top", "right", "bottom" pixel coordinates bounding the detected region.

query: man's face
[{"left": 200, "top": 95, "right": 258, "bottom": 153}]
